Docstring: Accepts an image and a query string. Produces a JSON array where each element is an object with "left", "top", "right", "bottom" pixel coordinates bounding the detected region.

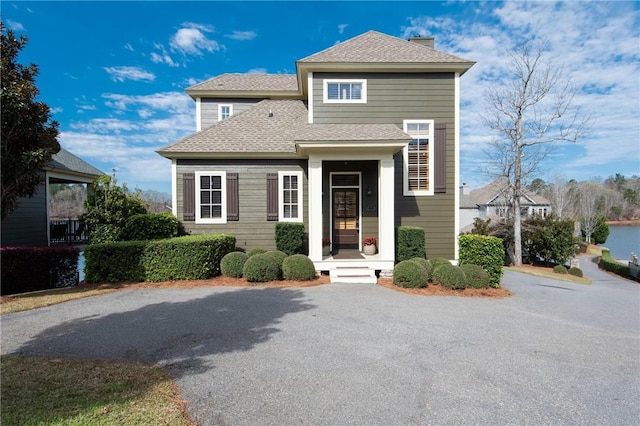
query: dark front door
[{"left": 333, "top": 189, "right": 359, "bottom": 250}]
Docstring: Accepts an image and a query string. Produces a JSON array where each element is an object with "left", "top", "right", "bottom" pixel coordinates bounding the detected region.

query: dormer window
[
  {"left": 218, "top": 104, "right": 233, "bottom": 121},
  {"left": 323, "top": 79, "right": 367, "bottom": 103}
]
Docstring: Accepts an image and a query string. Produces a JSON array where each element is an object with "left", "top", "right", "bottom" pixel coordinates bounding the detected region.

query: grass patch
[
  {"left": 507, "top": 264, "right": 592, "bottom": 285},
  {"left": 0, "top": 355, "right": 193, "bottom": 425},
  {"left": 0, "top": 284, "right": 120, "bottom": 315}
]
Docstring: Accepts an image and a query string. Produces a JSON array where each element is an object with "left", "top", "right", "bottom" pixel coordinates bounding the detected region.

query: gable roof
[
  {"left": 45, "top": 148, "right": 104, "bottom": 178},
  {"left": 460, "top": 179, "right": 551, "bottom": 208},
  {"left": 186, "top": 73, "right": 299, "bottom": 97}
]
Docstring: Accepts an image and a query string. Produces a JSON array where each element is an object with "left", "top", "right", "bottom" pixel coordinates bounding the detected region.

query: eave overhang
[{"left": 295, "top": 139, "right": 409, "bottom": 157}]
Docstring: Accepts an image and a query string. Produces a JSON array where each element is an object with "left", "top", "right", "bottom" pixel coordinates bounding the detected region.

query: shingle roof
[
  {"left": 46, "top": 148, "right": 104, "bottom": 177},
  {"left": 296, "top": 123, "right": 410, "bottom": 142},
  {"left": 298, "top": 30, "right": 473, "bottom": 64},
  {"left": 187, "top": 73, "right": 299, "bottom": 92},
  {"left": 460, "top": 179, "right": 551, "bottom": 207}
]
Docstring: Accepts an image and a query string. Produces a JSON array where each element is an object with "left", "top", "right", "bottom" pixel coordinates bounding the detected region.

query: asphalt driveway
[{"left": 2, "top": 255, "right": 639, "bottom": 425}]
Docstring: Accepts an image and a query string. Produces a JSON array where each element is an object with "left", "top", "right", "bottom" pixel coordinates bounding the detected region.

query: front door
[{"left": 333, "top": 189, "right": 359, "bottom": 250}]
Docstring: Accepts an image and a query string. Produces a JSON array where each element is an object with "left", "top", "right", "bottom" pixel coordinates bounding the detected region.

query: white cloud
[
  {"left": 150, "top": 43, "right": 179, "bottom": 67},
  {"left": 124, "top": 43, "right": 134, "bottom": 52},
  {"left": 225, "top": 30, "right": 257, "bottom": 40},
  {"left": 338, "top": 24, "right": 348, "bottom": 34},
  {"left": 104, "top": 66, "right": 155, "bottom": 82},
  {"left": 170, "top": 23, "right": 220, "bottom": 56},
  {"left": 6, "top": 20, "right": 25, "bottom": 31},
  {"left": 247, "top": 68, "right": 267, "bottom": 74}
]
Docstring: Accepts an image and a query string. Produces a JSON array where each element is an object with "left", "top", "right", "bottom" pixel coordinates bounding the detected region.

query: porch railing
[{"left": 50, "top": 220, "right": 88, "bottom": 246}]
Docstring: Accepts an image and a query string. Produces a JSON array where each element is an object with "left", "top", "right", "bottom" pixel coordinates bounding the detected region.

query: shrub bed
[
  {"left": 433, "top": 264, "right": 467, "bottom": 290},
  {"left": 220, "top": 251, "right": 249, "bottom": 278},
  {"left": 1, "top": 246, "right": 80, "bottom": 295},
  {"left": 393, "top": 260, "right": 428, "bottom": 288},
  {"left": 243, "top": 253, "right": 282, "bottom": 282},
  {"left": 282, "top": 254, "right": 317, "bottom": 281}
]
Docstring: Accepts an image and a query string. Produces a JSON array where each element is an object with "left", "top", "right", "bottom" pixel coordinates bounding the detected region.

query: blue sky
[{"left": 4, "top": 1, "right": 639, "bottom": 195}]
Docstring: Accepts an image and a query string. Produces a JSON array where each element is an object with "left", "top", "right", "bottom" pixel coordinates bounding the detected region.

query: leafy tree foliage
[
  {"left": 522, "top": 214, "right": 575, "bottom": 266},
  {"left": 584, "top": 214, "right": 609, "bottom": 245},
  {"left": 1, "top": 22, "right": 60, "bottom": 219},
  {"left": 80, "top": 175, "right": 148, "bottom": 244}
]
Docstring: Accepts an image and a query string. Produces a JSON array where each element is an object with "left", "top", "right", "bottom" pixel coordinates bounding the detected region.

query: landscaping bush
[
  {"left": 410, "top": 257, "right": 433, "bottom": 281},
  {"left": 553, "top": 265, "right": 568, "bottom": 274},
  {"left": 87, "top": 223, "right": 122, "bottom": 244},
  {"left": 122, "top": 213, "right": 179, "bottom": 241},
  {"left": 247, "top": 248, "right": 267, "bottom": 257},
  {"left": 568, "top": 267, "right": 583, "bottom": 277},
  {"left": 599, "top": 249, "right": 629, "bottom": 278},
  {"left": 243, "top": 253, "right": 281, "bottom": 282},
  {"left": 393, "top": 260, "right": 428, "bottom": 288},
  {"left": 282, "top": 254, "right": 317, "bottom": 281},
  {"left": 522, "top": 214, "right": 576, "bottom": 266},
  {"left": 1, "top": 246, "right": 80, "bottom": 295},
  {"left": 396, "top": 226, "right": 425, "bottom": 262},
  {"left": 265, "top": 250, "right": 288, "bottom": 269},
  {"left": 460, "top": 264, "right": 490, "bottom": 289},
  {"left": 85, "top": 241, "right": 147, "bottom": 283},
  {"left": 433, "top": 264, "right": 467, "bottom": 290},
  {"left": 275, "top": 222, "right": 305, "bottom": 255},
  {"left": 428, "top": 257, "right": 451, "bottom": 271},
  {"left": 220, "top": 251, "right": 249, "bottom": 278},
  {"left": 459, "top": 234, "right": 504, "bottom": 287}
]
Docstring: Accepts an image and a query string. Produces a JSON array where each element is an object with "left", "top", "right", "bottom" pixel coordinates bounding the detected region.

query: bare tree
[
  {"left": 578, "top": 181, "right": 603, "bottom": 243},
  {"left": 543, "top": 174, "right": 578, "bottom": 219},
  {"left": 481, "top": 41, "right": 591, "bottom": 265}
]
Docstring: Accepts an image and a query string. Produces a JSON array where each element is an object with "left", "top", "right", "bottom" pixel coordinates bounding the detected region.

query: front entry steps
[{"left": 329, "top": 265, "right": 377, "bottom": 284}]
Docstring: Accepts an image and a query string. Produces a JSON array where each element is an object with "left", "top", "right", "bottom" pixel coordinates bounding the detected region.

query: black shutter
[
  {"left": 183, "top": 172, "right": 195, "bottom": 221},
  {"left": 227, "top": 173, "right": 239, "bottom": 221},
  {"left": 267, "top": 173, "right": 279, "bottom": 221},
  {"left": 434, "top": 123, "right": 447, "bottom": 194}
]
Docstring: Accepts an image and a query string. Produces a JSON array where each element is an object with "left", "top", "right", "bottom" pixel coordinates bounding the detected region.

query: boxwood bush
[
  {"left": 122, "top": 213, "right": 179, "bottom": 241},
  {"left": 553, "top": 265, "right": 568, "bottom": 274},
  {"left": 275, "top": 222, "right": 305, "bottom": 255},
  {"left": 265, "top": 250, "right": 288, "bottom": 269},
  {"left": 282, "top": 254, "right": 317, "bottom": 281},
  {"left": 433, "top": 264, "right": 467, "bottom": 290},
  {"left": 243, "top": 253, "right": 281, "bottom": 282},
  {"left": 396, "top": 226, "right": 425, "bottom": 262},
  {"left": 460, "top": 264, "right": 490, "bottom": 289},
  {"left": 459, "top": 234, "right": 504, "bottom": 287},
  {"left": 428, "top": 257, "right": 451, "bottom": 271},
  {"left": 393, "top": 260, "right": 428, "bottom": 288},
  {"left": 568, "top": 267, "right": 583, "bottom": 277},
  {"left": 247, "top": 248, "right": 267, "bottom": 257},
  {"left": 410, "top": 257, "right": 433, "bottom": 281},
  {"left": 220, "top": 251, "right": 249, "bottom": 278}
]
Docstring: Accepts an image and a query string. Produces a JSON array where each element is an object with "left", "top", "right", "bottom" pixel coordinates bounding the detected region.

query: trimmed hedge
[
  {"left": 275, "top": 222, "right": 305, "bottom": 255},
  {"left": 84, "top": 234, "right": 236, "bottom": 283},
  {"left": 243, "top": 253, "right": 281, "bottom": 282},
  {"left": 282, "top": 254, "right": 317, "bottom": 281},
  {"left": 459, "top": 234, "right": 504, "bottom": 288},
  {"left": 122, "top": 213, "right": 179, "bottom": 241},
  {"left": 460, "top": 264, "right": 490, "bottom": 289},
  {"left": 265, "top": 250, "right": 288, "bottom": 269},
  {"left": 396, "top": 226, "right": 425, "bottom": 262},
  {"left": 393, "top": 260, "right": 428, "bottom": 288},
  {"left": 221, "top": 251, "right": 248, "bottom": 278},
  {"left": 433, "top": 264, "right": 467, "bottom": 290},
  {"left": 428, "top": 257, "right": 451, "bottom": 271},
  {"left": 1, "top": 246, "right": 80, "bottom": 295},
  {"left": 568, "top": 267, "right": 583, "bottom": 277},
  {"left": 410, "top": 257, "right": 433, "bottom": 281},
  {"left": 599, "top": 249, "right": 630, "bottom": 278}
]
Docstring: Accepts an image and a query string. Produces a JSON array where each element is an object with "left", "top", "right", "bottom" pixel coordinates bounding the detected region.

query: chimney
[
  {"left": 408, "top": 35, "right": 435, "bottom": 49},
  {"left": 460, "top": 183, "right": 470, "bottom": 195}
]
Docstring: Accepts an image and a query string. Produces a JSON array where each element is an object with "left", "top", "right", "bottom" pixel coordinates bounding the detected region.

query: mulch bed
[{"left": 377, "top": 278, "right": 511, "bottom": 298}]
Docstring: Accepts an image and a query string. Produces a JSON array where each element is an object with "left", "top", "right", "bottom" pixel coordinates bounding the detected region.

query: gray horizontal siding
[
  {"left": 200, "top": 98, "right": 258, "bottom": 129},
  {"left": 176, "top": 159, "right": 308, "bottom": 252},
  {"left": 1, "top": 187, "right": 48, "bottom": 247}
]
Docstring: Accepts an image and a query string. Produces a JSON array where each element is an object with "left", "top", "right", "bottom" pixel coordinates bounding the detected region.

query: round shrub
[
  {"left": 410, "top": 257, "right": 433, "bottom": 281},
  {"left": 553, "top": 265, "right": 568, "bottom": 274},
  {"left": 568, "top": 267, "right": 583, "bottom": 277},
  {"left": 393, "top": 260, "right": 428, "bottom": 288},
  {"left": 220, "top": 251, "right": 248, "bottom": 278},
  {"left": 433, "top": 264, "right": 467, "bottom": 290},
  {"left": 428, "top": 257, "right": 451, "bottom": 271},
  {"left": 242, "top": 253, "right": 281, "bottom": 282},
  {"left": 282, "top": 254, "right": 317, "bottom": 281},
  {"left": 265, "top": 250, "right": 288, "bottom": 268},
  {"left": 247, "top": 248, "right": 267, "bottom": 257},
  {"left": 460, "top": 264, "right": 490, "bottom": 289}
]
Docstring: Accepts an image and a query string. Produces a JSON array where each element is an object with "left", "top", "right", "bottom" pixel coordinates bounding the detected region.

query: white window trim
[
  {"left": 403, "top": 119, "right": 435, "bottom": 196},
  {"left": 278, "top": 171, "right": 303, "bottom": 223},
  {"left": 218, "top": 104, "right": 233, "bottom": 121},
  {"left": 323, "top": 79, "right": 367, "bottom": 104},
  {"left": 195, "top": 171, "right": 227, "bottom": 224}
]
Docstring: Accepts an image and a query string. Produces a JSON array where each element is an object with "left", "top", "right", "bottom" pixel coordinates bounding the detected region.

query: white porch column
[
  {"left": 379, "top": 156, "right": 395, "bottom": 263},
  {"left": 308, "top": 156, "right": 323, "bottom": 262}
]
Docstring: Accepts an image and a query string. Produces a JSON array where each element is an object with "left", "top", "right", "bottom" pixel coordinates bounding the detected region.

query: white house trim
[
  {"left": 171, "top": 159, "right": 177, "bottom": 216},
  {"left": 454, "top": 72, "right": 460, "bottom": 262},
  {"left": 307, "top": 71, "right": 314, "bottom": 124},
  {"left": 195, "top": 97, "right": 202, "bottom": 131}
]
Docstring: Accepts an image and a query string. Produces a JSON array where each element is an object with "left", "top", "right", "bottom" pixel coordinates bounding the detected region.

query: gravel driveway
[{"left": 2, "top": 255, "right": 639, "bottom": 425}]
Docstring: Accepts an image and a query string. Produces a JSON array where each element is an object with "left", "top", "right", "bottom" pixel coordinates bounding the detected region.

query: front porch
[{"left": 317, "top": 251, "right": 387, "bottom": 284}]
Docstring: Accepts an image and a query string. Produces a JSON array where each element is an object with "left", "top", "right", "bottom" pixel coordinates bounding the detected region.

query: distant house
[
  {"left": 157, "top": 30, "right": 475, "bottom": 280},
  {"left": 459, "top": 180, "right": 552, "bottom": 233},
  {"left": 1, "top": 148, "right": 104, "bottom": 247}
]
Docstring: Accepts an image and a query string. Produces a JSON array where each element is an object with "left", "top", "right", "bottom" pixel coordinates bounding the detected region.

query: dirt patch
[{"left": 377, "top": 278, "right": 511, "bottom": 298}]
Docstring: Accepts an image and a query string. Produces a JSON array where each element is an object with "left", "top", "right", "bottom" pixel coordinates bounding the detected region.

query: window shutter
[
  {"left": 267, "top": 173, "right": 279, "bottom": 221},
  {"left": 434, "top": 123, "right": 447, "bottom": 193},
  {"left": 183, "top": 172, "right": 195, "bottom": 221},
  {"left": 227, "top": 173, "right": 239, "bottom": 221}
]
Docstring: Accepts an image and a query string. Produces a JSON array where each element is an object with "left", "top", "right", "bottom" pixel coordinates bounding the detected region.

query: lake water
[{"left": 600, "top": 225, "right": 640, "bottom": 261}]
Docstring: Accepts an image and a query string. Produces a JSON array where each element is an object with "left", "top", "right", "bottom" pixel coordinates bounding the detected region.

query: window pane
[
  {"left": 212, "top": 191, "right": 221, "bottom": 204},
  {"left": 283, "top": 176, "right": 290, "bottom": 189},
  {"left": 289, "top": 176, "right": 298, "bottom": 189},
  {"left": 212, "top": 176, "right": 221, "bottom": 189},
  {"left": 283, "top": 191, "right": 291, "bottom": 204},
  {"left": 290, "top": 189, "right": 298, "bottom": 201},
  {"left": 327, "top": 83, "right": 338, "bottom": 99},
  {"left": 201, "top": 191, "right": 210, "bottom": 204},
  {"left": 201, "top": 206, "right": 210, "bottom": 218},
  {"left": 351, "top": 83, "right": 362, "bottom": 99},
  {"left": 290, "top": 205, "right": 298, "bottom": 218},
  {"left": 200, "top": 176, "right": 210, "bottom": 189},
  {"left": 283, "top": 205, "right": 291, "bottom": 218},
  {"left": 212, "top": 206, "right": 222, "bottom": 218}
]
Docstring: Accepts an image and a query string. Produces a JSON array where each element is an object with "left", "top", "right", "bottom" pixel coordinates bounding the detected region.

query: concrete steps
[{"left": 329, "top": 265, "right": 377, "bottom": 284}]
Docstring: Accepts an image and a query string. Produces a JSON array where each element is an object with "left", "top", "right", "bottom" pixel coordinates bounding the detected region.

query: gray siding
[
  {"left": 200, "top": 98, "right": 259, "bottom": 129},
  {"left": 313, "top": 72, "right": 457, "bottom": 258},
  {"left": 1, "top": 186, "right": 48, "bottom": 247},
  {"left": 177, "top": 159, "right": 308, "bottom": 252}
]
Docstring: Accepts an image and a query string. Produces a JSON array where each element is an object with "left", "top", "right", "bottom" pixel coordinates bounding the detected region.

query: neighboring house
[
  {"left": 157, "top": 30, "right": 475, "bottom": 278},
  {"left": 459, "top": 180, "right": 552, "bottom": 233},
  {"left": 1, "top": 148, "right": 104, "bottom": 247}
]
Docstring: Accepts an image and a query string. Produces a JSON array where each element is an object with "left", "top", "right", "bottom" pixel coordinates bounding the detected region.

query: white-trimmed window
[
  {"left": 218, "top": 104, "right": 233, "bottom": 121},
  {"left": 323, "top": 79, "right": 367, "bottom": 103},
  {"left": 403, "top": 119, "right": 434, "bottom": 196},
  {"left": 278, "top": 171, "right": 303, "bottom": 222},
  {"left": 196, "top": 171, "right": 226, "bottom": 223}
]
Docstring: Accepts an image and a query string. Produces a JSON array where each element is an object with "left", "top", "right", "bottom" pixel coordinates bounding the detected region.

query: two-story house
[{"left": 157, "top": 30, "right": 475, "bottom": 279}]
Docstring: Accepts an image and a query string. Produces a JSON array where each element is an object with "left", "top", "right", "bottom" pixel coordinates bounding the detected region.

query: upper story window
[
  {"left": 196, "top": 171, "right": 227, "bottom": 223},
  {"left": 218, "top": 104, "right": 233, "bottom": 121},
  {"left": 403, "top": 119, "right": 434, "bottom": 196},
  {"left": 278, "top": 171, "right": 303, "bottom": 222},
  {"left": 323, "top": 79, "right": 367, "bottom": 103}
]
